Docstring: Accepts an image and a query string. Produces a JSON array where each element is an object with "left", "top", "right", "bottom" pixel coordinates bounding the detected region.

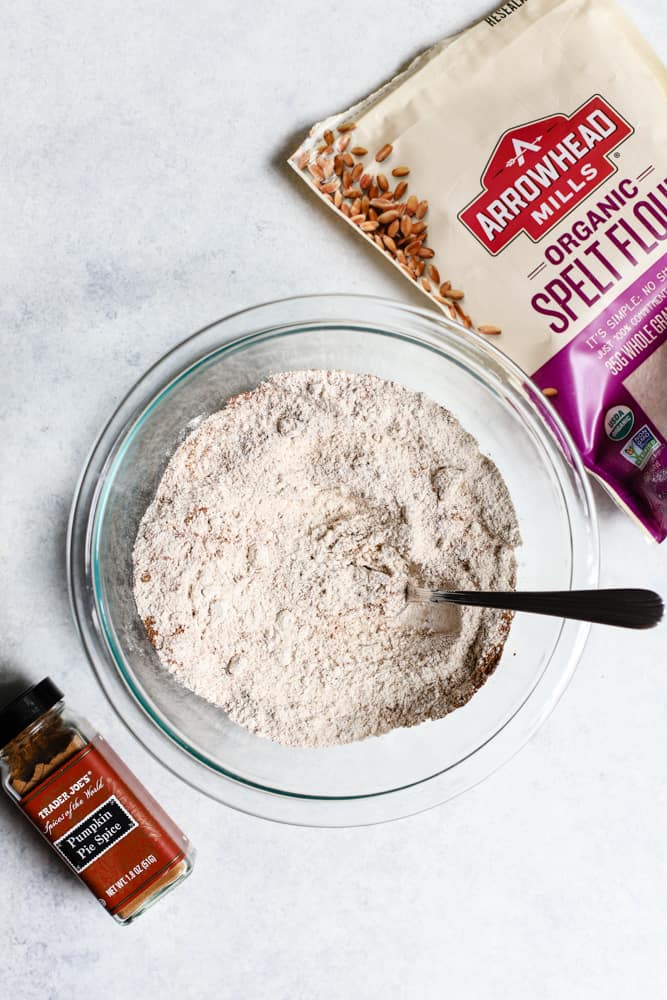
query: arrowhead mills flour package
[{"left": 289, "top": 0, "right": 667, "bottom": 541}]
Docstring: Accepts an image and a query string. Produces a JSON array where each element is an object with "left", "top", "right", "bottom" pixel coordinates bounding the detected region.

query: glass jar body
[{"left": 0, "top": 701, "right": 193, "bottom": 924}]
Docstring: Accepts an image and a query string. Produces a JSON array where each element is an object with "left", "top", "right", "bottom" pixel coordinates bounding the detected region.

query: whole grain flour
[
  {"left": 133, "top": 371, "right": 520, "bottom": 747},
  {"left": 290, "top": 0, "right": 667, "bottom": 541}
]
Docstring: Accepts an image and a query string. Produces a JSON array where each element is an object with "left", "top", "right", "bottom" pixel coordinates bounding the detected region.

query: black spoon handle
[{"left": 428, "top": 588, "right": 664, "bottom": 630}]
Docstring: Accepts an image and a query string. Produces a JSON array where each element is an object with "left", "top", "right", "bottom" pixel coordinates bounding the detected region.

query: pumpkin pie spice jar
[{"left": 0, "top": 678, "right": 194, "bottom": 923}]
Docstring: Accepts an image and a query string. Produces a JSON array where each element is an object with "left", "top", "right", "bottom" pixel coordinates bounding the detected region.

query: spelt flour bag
[{"left": 290, "top": 0, "right": 667, "bottom": 541}]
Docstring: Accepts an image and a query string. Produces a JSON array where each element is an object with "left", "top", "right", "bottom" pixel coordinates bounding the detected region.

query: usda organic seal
[{"left": 605, "top": 405, "right": 634, "bottom": 441}]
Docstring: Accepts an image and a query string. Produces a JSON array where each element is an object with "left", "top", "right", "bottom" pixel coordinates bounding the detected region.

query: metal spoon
[{"left": 406, "top": 584, "right": 664, "bottom": 630}]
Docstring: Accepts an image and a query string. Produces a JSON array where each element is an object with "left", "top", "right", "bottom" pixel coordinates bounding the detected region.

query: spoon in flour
[{"left": 405, "top": 584, "right": 664, "bottom": 629}]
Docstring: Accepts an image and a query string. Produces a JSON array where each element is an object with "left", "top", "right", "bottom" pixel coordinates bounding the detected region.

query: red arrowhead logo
[{"left": 458, "top": 95, "right": 633, "bottom": 255}]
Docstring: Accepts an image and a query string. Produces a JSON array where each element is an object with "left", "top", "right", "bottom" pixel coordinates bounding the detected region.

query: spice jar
[{"left": 0, "top": 678, "right": 194, "bottom": 924}]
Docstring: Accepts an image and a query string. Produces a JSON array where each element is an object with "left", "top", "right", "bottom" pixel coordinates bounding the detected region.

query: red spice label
[
  {"left": 458, "top": 95, "right": 633, "bottom": 255},
  {"left": 20, "top": 736, "right": 186, "bottom": 916}
]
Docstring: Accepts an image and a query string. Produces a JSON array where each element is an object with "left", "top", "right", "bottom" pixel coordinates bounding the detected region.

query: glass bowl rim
[{"left": 68, "top": 293, "right": 599, "bottom": 826}]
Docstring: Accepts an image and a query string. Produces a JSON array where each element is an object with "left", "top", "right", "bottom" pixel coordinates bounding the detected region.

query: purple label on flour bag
[{"left": 532, "top": 252, "right": 667, "bottom": 536}]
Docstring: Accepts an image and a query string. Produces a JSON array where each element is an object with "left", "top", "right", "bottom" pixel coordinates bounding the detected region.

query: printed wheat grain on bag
[{"left": 289, "top": 0, "right": 667, "bottom": 541}]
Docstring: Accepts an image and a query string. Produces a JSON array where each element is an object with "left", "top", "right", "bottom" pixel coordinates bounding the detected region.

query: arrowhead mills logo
[{"left": 458, "top": 95, "right": 633, "bottom": 255}]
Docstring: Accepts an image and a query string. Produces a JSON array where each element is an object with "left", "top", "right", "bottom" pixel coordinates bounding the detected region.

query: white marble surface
[{"left": 1, "top": 1, "right": 666, "bottom": 996}]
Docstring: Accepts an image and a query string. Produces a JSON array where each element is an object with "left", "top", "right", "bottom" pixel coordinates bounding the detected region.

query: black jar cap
[{"left": 0, "top": 678, "right": 64, "bottom": 748}]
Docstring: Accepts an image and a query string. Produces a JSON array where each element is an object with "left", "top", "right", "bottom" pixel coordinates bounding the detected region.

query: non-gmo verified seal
[{"left": 605, "top": 405, "right": 634, "bottom": 441}]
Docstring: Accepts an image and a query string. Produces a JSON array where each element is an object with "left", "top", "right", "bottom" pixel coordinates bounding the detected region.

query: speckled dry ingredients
[{"left": 133, "top": 371, "right": 520, "bottom": 747}]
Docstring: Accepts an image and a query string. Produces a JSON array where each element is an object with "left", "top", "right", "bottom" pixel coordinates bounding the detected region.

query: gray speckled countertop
[{"left": 2, "top": 1, "right": 666, "bottom": 997}]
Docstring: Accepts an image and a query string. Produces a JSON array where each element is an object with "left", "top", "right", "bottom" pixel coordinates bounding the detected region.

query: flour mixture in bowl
[{"left": 133, "top": 371, "right": 520, "bottom": 747}]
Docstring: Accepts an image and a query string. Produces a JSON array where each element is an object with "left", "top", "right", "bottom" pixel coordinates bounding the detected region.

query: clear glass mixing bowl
[{"left": 68, "top": 295, "right": 598, "bottom": 826}]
